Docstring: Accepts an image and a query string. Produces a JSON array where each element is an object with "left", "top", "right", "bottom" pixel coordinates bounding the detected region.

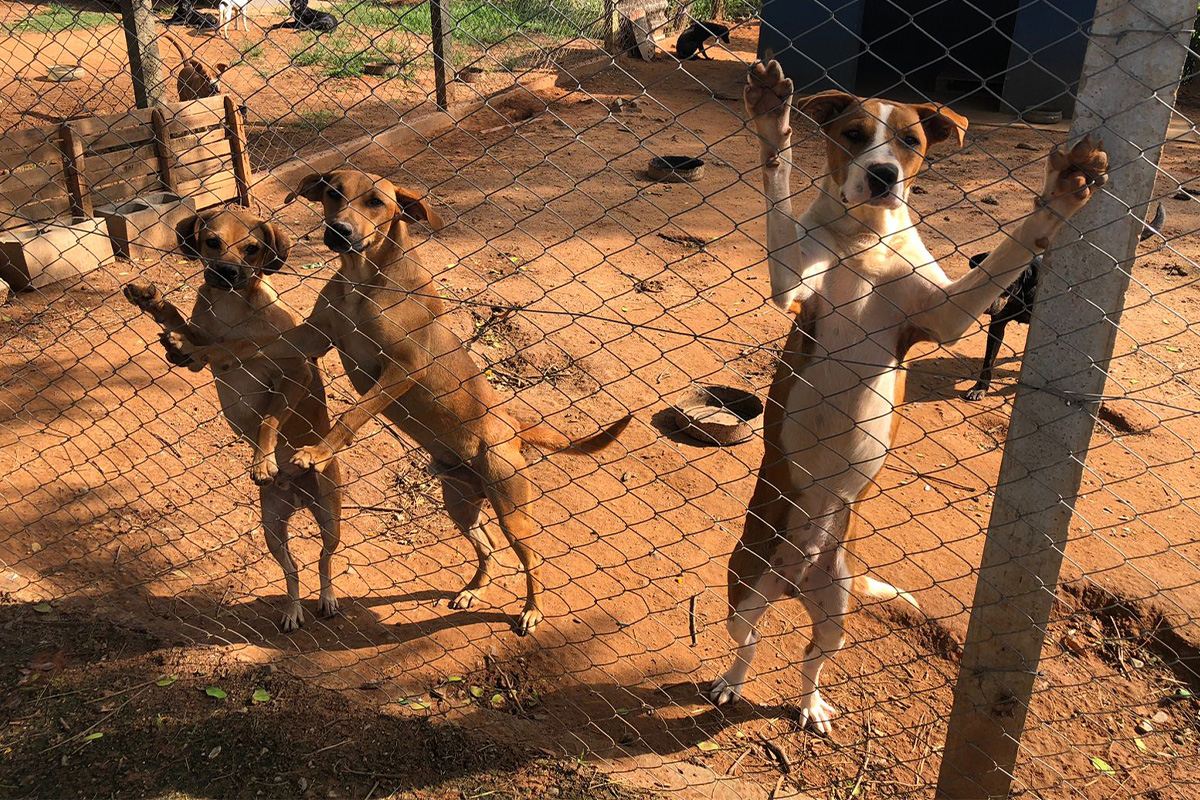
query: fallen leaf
[
  {"left": 156, "top": 676, "right": 177, "bottom": 687},
  {"left": 490, "top": 693, "right": 504, "bottom": 706},
  {"left": 251, "top": 688, "right": 270, "bottom": 703},
  {"left": 445, "top": 676, "right": 463, "bottom": 683},
  {"left": 301, "top": 262, "right": 322, "bottom": 270},
  {"left": 697, "top": 741, "right": 720, "bottom": 752},
  {"left": 469, "top": 686, "right": 484, "bottom": 699},
  {"left": 83, "top": 732, "right": 103, "bottom": 742},
  {"left": 33, "top": 602, "right": 52, "bottom": 614},
  {"left": 410, "top": 701, "right": 430, "bottom": 710},
  {"left": 208, "top": 745, "right": 221, "bottom": 759},
  {"left": 204, "top": 686, "right": 228, "bottom": 700},
  {"left": 1135, "top": 737, "right": 1147, "bottom": 752},
  {"left": 1091, "top": 756, "right": 1116, "bottom": 776}
]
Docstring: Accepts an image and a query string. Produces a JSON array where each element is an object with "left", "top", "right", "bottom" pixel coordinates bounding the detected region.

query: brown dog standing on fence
[
  {"left": 710, "top": 61, "right": 1108, "bottom": 732},
  {"left": 172, "top": 172, "right": 631, "bottom": 636},
  {"left": 125, "top": 207, "right": 342, "bottom": 633}
]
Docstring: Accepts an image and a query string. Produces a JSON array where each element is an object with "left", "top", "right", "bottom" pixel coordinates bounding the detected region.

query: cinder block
[
  {"left": 96, "top": 192, "right": 197, "bottom": 260},
  {"left": 0, "top": 217, "right": 115, "bottom": 291}
]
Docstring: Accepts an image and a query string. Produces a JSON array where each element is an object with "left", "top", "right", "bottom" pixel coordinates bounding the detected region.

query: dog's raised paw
[
  {"left": 289, "top": 445, "right": 332, "bottom": 474},
  {"left": 1041, "top": 135, "right": 1108, "bottom": 218},
  {"left": 745, "top": 60, "right": 794, "bottom": 148},
  {"left": 124, "top": 282, "right": 161, "bottom": 310},
  {"left": 251, "top": 457, "right": 279, "bottom": 486}
]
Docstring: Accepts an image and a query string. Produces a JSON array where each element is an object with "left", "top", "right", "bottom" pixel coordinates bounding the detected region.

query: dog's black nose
[
  {"left": 324, "top": 221, "right": 356, "bottom": 252},
  {"left": 866, "top": 163, "right": 900, "bottom": 198},
  {"left": 204, "top": 265, "right": 239, "bottom": 289}
]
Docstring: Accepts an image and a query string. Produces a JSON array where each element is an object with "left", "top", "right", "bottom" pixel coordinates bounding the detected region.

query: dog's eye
[
  {"left": 903, "top": 134, "right": 921, "bottom": 147},
  {"left": 204, "top": 237, "right": 221, "bottom": 249},
  {"left": 244, "top": 244, "right": 260, "bottom": 256},
  {"left": 367, "top": 196, "right": 385, "bottom": 208},
  {"left": 842, "top": 129, "right": 865, "bottom": 144},
  {"left": 326, "top": 187, "right": 343, "bottom": 200}
]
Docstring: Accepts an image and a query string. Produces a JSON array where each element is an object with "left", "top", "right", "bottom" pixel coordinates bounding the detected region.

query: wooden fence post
[
  {"left": 119, "top": 0, "right": 167, "bottom": 109},
  {"left": 605, "top": 0, "right": 619, "bottom": 54},
  {"left": 150, "top": 109, "right": 178, "bottom": 194},
  {"left": 224, "top": 97, "right": 252, "bottom": 206},
  {"left": 430, "top": 0, "right": 453, "bottom": 111},
  {"left": 58, "top": 123, "right": 92, "bottom": 218},
  {"left": 935, "top": 2, "right": 1195, "bottom": 797}
]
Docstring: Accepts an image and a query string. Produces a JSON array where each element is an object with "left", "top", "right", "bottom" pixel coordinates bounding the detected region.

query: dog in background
[
  {"left": 124, "top": 208, "right": 343, "bottom": 633},
  {"left": 676, "top": 21, "right": 731, "bottom": 60},
  {"left": 288, "top": 0, "right": 338, "bottom": 32},
  {"left": 164, "top": 34, "right": 228, "bottom": 102},
  {"left": 165, "top": 0, "right": 218, "bottom": 31},
  {"left": 218, "top": 0, "right": 251, "bottom": 38},
  {"left": 172, "top": 172, "right": 631, "bottom": 637},
  {"left": 711, "top": 60, "right": 1107, "bottom": 733},
  {"left": 963, "top": 202, "right": 1164, "bottom": 400}
]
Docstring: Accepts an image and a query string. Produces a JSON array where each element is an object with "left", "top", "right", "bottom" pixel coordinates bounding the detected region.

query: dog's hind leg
[
  {"left": 252, "top": 362, "right": 315, "bottom": 485},
  {"left": 441, "top": 473, "right": 496, "bottom": 611},
  {"left": 479, "top": 443, "right": 544, "bottom": 636},
  {"left": 709, "top": 569, "right": 788, "bottom": 706},
  {"left": 261, "top": 486, "right": 304, "bottom": 631},
  {"left": 794, "top": 535, "right": 852, "bottom": 735},
  {"left": 964, "top": 316, "right": 1010, "bottom": 401},
  {"left": 309, "top": 462, "right": 343, "bottom": 619}
]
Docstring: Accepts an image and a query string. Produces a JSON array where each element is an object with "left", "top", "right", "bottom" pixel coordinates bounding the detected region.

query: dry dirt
[{"left": 2, "top": 17, "right": 1200, "bottom": 800}]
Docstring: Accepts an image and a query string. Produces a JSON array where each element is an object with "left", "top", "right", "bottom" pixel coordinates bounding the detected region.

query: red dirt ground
[{"left": 3, "top": 18, "right": 1200, "bottom": 800}]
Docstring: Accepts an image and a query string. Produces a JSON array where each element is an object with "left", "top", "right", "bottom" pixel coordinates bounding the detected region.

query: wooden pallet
[{"left": 0, "top": 95, "right": 250, "bottom": 232}]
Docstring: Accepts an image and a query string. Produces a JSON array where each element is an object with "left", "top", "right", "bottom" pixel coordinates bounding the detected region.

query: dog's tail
[
  {"left": 1140, "top": 202, "right": 1165, "bottom": 241},
  {"left": 515, "top": 414, "right": 632, "bottom": 456},
  {"left": 852, "top": 574, "right": 920, "bottom": 611},
  {"left": 163, "top": 32, "right": 188, "bottom": 62}
]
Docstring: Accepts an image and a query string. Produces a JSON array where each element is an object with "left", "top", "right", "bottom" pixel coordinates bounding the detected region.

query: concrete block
[
  {"left": 0, "top": 217, "right": 115, "bottom": 291},
  {"left": 95, "top": 192, "right": 197, "bottom": 259}
]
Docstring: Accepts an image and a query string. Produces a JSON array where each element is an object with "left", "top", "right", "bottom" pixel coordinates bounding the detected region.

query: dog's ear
[
  {"left": 394, "top": 186, "right": 445, "bottom": 231},
  {"left": 214, "top": 62, "right": 230, "bottom": 76},
  {"left": 177, "top": 210, "right": 216, "bottom": 258},
  {"left": 797, "top": 90, "right": 859, "bottom": 126},
  {"left": 913, "top": 104, "right": 968, "bottom": 149},
  {"left": 256, "top": 221, "right": 292, "bottom": 274},
  {"left": 287, "top": 173, "right": 329, "bottom": 203},
  {"left": 968, "top": 252, "right": 989, "bottom": 271}
]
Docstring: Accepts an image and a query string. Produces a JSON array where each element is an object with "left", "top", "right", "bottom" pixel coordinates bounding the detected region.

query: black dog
[
  {"left": 164, "top": 0, "right": 218, "bottom": 31},
  {"left": 963, "top": 202, "right": 1165, "bottom": 401},
  {"left": 287, "top": 0, "right": 338, "bottom": 32},
  {"left": 675, "top": 21, "right": 730, "bottom": 60}
]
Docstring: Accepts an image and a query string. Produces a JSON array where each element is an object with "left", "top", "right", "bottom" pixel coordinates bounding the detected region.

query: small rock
[
  {"left": 980, "top": 196, "right": 1000, "bottom": 206},
  {"left": 580, "top": 96, "right": 594, "bottom": 104},
  {"left": 609, "top": 98, "right": 625, "bottom": 112},
  {"left": 1062, "top": 631, "right": 1089, "bottom": 655},
  {"left": 911, "top": 185, "right": 927, "bottom": 195},
  {"left": 1015, "top": 142, "right": 1039, "bottom": 151},
  {"left": 1152, "top": 710, "right": 1170, "bottom": 725},
  {"left": 1129, "top": 656, "right": 1145, "bottom": 669},
  {"left": 1136, "top": 719, "right": 1153, "bottom": 734},
  {"left": 298, "top": 777, "right": 309, "bottom": 792},
  {"left": 207, "top": 745, "right": 221, "bottom": 759}
]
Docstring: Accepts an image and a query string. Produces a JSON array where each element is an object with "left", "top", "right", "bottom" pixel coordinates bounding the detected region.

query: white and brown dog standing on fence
[{"left": 710, "top": 61, "right": 1108, "bottom": 732}]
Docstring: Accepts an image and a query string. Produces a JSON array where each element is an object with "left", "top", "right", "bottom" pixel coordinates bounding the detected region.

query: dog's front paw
[
  {"left": 1038, "top": 136, "right": 1108, "bottom": 225},
  {"left": 124, "top": 281, "right": 162, "bottom": 312},
  {"left": 289, "top": 445, "right": 334, "bottom": 475},
  {"left": 963, "top": 384, "right": 988, "bottom": 402},
  {"left": 166, "top": 331, "right": 197, "bottom": 356},
  {"left": 745, "top": 60, "right": 793, "bottom": 160},
  {"left": 159, "top": 331, "right": 198, "bottom": 369},
  {"left": 317, "top": 589, "right": 339, "bottom": 618},
  {"left": 251, "top": 455, "right": 279, "bottom": 486},
  {"left": 280, "top": 602, "right": 304, "bottom": 632}
]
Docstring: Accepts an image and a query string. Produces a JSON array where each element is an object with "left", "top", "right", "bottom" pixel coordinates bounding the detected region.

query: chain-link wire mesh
[{"left": 1, "top": 0, "right": 1198, "bottom": 797}]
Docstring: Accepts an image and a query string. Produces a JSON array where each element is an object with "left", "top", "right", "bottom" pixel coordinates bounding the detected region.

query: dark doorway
[{"left": 856, "top": 0, "right": 1021, "bottom": 106}]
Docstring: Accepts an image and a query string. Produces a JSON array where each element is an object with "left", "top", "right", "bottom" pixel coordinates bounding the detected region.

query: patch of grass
[
  {"left": 291, "top": 32, "right": 411, "bottom": 78},
  {"left": 686, "top": 0, "right": 761, "bottom": 21},
  {"left": 10, "top": 3, "right": 115, "bottom": 32},
  {"left": 330, "top": 0, "right": 603, "bottom": 46},
  {"left": 297, "top": 109, "right": 339, "bottom": 129},
  {"left": 240, "top": 43, "right": 265, "bottom": 61}
]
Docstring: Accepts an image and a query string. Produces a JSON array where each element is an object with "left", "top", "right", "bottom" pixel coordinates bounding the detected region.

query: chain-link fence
[{"left": 1, "top": 0, "right": 1198, "bottom": 798}]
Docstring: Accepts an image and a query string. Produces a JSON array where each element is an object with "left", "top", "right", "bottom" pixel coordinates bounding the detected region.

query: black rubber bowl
[
  {"left": 671, "top": 385, "right": 764, "bottom": 446},
  {"left": 648, "top": 155, "right": 706, "bottom": 183}
]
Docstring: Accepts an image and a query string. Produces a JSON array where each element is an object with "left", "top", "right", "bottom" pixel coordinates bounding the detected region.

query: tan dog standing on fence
[
  {"left": 173, "top": 172, "right": 631, "bottom": 636},
  {"left": 125, "top": 207, "right": 343, "bottom": 633},
  {"left": 711, "top": 61, "right": 1108, "bottom": 732}
]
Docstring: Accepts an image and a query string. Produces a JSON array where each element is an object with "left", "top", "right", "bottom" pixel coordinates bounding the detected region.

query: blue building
[{"left": 758, "top": 0, "right": 1095, "bottom": 114}]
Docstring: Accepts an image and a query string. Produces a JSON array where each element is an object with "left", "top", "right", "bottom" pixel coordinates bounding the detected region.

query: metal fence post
[
  {"left": 118, "top": 0, "right": 167, "bottom": 109},
  {"left": 430, "top": 0, "right": 453, "bottom": 111},
  {"left": 935, "top": 2, "right": 1196, "bottom": 797}
]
